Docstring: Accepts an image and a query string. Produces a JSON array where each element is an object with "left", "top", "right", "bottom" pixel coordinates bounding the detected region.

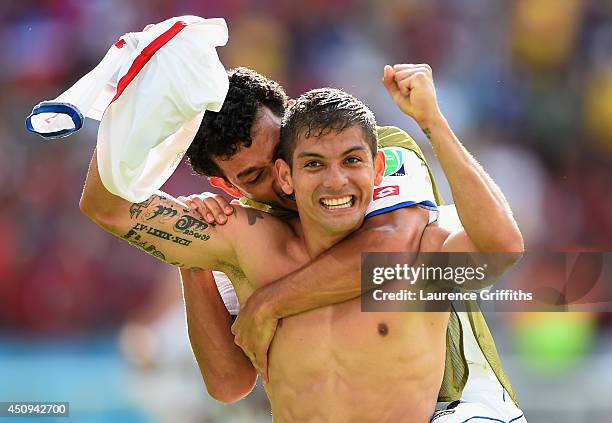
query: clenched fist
[{"left": 382, "top": 64, "right": 443, "bottom": 128}]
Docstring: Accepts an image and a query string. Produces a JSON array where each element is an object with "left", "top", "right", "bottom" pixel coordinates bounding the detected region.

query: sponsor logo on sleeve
[{"left": 373, "top": 185, "right": 399, "bottom": 200}]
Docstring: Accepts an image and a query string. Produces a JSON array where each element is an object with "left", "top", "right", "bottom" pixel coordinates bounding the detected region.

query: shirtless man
[
  {"left": 179, "top": 65, "right": 441, "bottom": 399},
  {"left": 80, "top": 65, "right": 523, "bottom": 421},
  {"left": 180, "top": 67, "right": 525, "bottom": 422}
]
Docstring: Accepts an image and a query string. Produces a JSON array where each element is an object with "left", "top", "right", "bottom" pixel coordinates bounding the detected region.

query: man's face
[
  {"left": 283, "top": 126, "right": 383, "bottom": 236},
  {"left": 211, "top": 106, "right": 296, "bottom": 210}
]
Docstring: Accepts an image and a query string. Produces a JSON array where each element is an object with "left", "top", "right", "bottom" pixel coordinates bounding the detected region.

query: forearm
[
  {"left": 79, "top": 149, "right": 131, "bottom": 224},
  {"left": 181, "top": 269, "right": 256, "bottom": 402},
  {"left": 258, "top": 208, "right": 426, "bottom": 319},
  {"left": 422, "top": 116, "right": 523, "bottom": 252}
]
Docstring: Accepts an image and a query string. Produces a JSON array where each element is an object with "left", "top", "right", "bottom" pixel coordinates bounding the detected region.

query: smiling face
[{"left": 277, "top": 125, "right": 384, "bottom": 242}]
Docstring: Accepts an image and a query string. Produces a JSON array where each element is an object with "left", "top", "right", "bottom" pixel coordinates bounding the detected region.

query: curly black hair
[
  {"left": 279, "top": 88, "right": 377, "bottom": 167},
  {"left": 186, "top": 67, "right": 288, "bottom": 177}
]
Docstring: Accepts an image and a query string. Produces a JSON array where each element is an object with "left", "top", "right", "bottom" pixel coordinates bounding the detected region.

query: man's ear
[
  {"left": 209, "top": 176, "right": 242, "bottom": 198},
  {"left": 374, "top": 151, "right": 386, "bottom": 185},
  {"left": 275, "top": 159, "right": 294, "bottom": 196}
]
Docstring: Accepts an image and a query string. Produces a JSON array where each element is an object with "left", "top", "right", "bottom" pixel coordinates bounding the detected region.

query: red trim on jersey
[
  {"left": 114, "top": 38, "right": 126, "bottom": 49},
  {"left": 111, "top": 21, "right": 187, "bottom": 103}
]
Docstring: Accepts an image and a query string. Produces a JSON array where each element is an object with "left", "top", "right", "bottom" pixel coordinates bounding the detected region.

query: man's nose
[{"left": 322, "top": 164, "right": 348, "bottom": 190}]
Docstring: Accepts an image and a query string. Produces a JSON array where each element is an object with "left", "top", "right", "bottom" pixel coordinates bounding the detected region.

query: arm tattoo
[
  {"left": 122, "top": 226, "right": 167, "bottom": 260},
  {"left": 422, "top": 128, "right": 432, "bottom": 141},
  {"left": 129, "top": 195, "right": 212, "bottom": 241},
  {"left": 246, "top": 208, "right": 264, "bottom": 226},
  {"left": 147, "top": 204, "right": 178, "bottom": 220},
  {"left": 129, "top": 223, "right": 193, "bottom": 246},
  {"left": 129, "top": 194, "right": 166, "bottom": 219},
  {"left": 174, "top": 215, "right": 211, "bottom": 240}
]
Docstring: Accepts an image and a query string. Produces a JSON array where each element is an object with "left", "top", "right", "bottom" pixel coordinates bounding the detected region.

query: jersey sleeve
[{"left": 366, "top": 145, "right": 439, "bottom": 223}]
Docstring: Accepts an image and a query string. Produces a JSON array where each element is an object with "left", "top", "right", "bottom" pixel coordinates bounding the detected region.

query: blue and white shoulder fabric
[{"left": 26, "top": 15, "right": 229, "bottom": 203}]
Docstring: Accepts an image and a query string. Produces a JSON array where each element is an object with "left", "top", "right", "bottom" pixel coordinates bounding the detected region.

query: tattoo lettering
[
  {"left": 173, "top": 236, "right": 192, "bottom": 246},
  {"left": 129, "top": 195, "right": 211, "bottom": 243},
  {"left": 422, "top": 128, "right": 432, "bottom": 141},
  {"left": 173, "top": 215, "right": 211, "bottom": 241},
  {"left": 147, "top": 226, "right": 172, "bottom": 240},
  {"left": 174, "top": 215, "right": 209, "bottom": 231},
  {"left": 129, "top": 194, "right": 167, "bottom": 219},
  {"left": 122, "top": 226, "right": 167, "bottom": 260},
  {"left": 130, "top": 223, "right": 193, "bottom": 246},
  {"left": 147, "top": 204, "right": 178, "bottom": 221}
]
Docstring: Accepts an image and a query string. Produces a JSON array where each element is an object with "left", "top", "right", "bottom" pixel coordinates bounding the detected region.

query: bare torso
[{"left": 223, "top": 210, "right": 450, "bottom": 423}]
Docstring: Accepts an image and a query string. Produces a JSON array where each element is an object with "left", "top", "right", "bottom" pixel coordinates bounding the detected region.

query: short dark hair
[
  {"left": 186, "top": 67, "right": 288, "bottom": 177},
  {"left": 278, "top": 88, "right": 377, "bottom": 167}
]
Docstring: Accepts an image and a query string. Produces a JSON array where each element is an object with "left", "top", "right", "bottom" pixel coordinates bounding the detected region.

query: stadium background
[{"left": 1, "top": 0, "right": 611, "bottom": 421}]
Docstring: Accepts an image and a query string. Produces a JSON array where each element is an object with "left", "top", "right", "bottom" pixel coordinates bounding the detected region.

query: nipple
[{"left": 377, "top": 322, "right": 389, "bottom": 337}]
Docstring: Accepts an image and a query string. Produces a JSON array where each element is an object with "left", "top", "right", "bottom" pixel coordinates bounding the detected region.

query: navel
[{"left": 377, "top": 322, "right": 389, "bottom": 337}]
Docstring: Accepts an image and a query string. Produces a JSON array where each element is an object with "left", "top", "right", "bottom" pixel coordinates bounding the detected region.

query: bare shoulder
[
  {"left": 226, "top": 206, "right": 299, "bottom": 251},
  {"left": 228, "top": 205, "right": 294, "bottom": 234},
  {"left": 419, "top": 223, "right": 451, "bottom": 252}
]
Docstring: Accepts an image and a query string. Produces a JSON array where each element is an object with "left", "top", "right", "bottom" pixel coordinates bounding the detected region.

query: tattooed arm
[{"left": 79, "top": 150, "right": 239, "bottom": 269}]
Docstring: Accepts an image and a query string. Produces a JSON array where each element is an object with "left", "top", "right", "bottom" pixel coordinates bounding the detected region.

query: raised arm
[
  {"left": 381, "top": 63, "right": 524, "bottom": 254},
  {"left": 79, "top": 149, "right": 238, "bottom": 270}
]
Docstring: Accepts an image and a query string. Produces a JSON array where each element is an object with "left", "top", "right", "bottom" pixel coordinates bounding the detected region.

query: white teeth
[{"left": 321, "top": 196, "right": 353, "bottom": 209}]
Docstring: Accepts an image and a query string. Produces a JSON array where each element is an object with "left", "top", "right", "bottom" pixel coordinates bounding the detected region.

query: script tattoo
[
  {"left": 129, "top": 194, "right": 168, "bottom": 219},
  {"left": 174, "top": 215, "right": 211, "bottom": 241},
  {"left": 129, "top": 195, "right": 212, "bottom": 242},
  {"left": 130, "top": 223, "right": 193, "bottom": 246},
  {"left": 122, "top": 226, "right": 167, "bottom": 260},
  {"left": 175, "top": 215, "right": 208, "bottom": 231},
  {"left": 422, "top": 128, "right": 432, "bottom": 141},
  {"left": 147, "top": 204, "right": 178, "bottom": 221}
]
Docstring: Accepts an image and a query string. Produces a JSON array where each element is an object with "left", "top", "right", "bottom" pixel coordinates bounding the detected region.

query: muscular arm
[
  {"left": 383, "top": 64, "right": 524, "bottom": 254},
  {"left": 81, "top": 150, "right": 260, "bottom": 397},
  {"left": 180, "top": 269, "right": 256, "bottom": 403},
  {"left": 79, "top": 149, "right": 238, "bottom": 269},
  {"left": 423, "top": 117, "right": 523, "bottom": 254}
]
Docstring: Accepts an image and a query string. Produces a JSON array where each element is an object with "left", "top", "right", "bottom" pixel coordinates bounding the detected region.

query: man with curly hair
[
  {"left": 180, "top": 66, "right": 441, "bottom": 395},
  {"left": 79, "top": 67, "right": 524, "bottom": 421}
]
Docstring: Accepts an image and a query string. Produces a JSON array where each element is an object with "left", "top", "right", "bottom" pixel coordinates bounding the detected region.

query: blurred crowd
[{"left": 0, "top": 0, "right": 611, "bottom": 420}]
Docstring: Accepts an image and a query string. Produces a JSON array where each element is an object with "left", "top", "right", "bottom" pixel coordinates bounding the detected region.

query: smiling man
[
  {"left": 80, "top": 63, "right": 524, "bottom": 421},
  {"left": 179, "top": 68, "right": 440, "bottom": 392},
  {"left": 179, "top": 66, "right": 524, "bottom": 421}
]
